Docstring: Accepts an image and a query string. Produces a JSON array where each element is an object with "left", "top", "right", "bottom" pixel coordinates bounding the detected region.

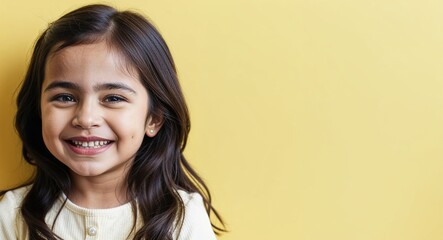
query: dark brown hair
[{"left": 7, "top": 4, "right": 225, "bottom": 239}]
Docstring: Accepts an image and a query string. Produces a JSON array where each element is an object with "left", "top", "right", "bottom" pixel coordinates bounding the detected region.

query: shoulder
[
  {"left": 0, "top": 186, "right": 30, "bottom": 239},
  {"left": 176, "top": 190, "right": 217, "bottom": 240},
  {"left": 0, "top": 185, "right": 30, "bottom": 211},
  {"left": 177, "top": 190, "right": 207, "bottom": 219},
  {"left": 177, "top": 190, "right": 203, "bottom": 206}
]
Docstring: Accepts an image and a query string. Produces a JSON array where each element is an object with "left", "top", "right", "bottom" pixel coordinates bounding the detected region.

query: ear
[{"left": 145, "top": 114, "right": 164, "bottom": 137}]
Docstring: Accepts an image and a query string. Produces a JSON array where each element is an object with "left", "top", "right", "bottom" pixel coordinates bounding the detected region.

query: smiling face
[{"left": 41, "top": 42, "right": 159, "bottom": 181}]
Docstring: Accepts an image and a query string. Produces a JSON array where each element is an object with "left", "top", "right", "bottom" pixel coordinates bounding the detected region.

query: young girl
[{"left": 0, "top": 4, "right": 225, "bottom": 240}]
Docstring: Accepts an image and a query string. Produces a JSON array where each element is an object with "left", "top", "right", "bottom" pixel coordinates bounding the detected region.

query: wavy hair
[{"left": 8, "top": 4, "right": 225, "bottom": 240}]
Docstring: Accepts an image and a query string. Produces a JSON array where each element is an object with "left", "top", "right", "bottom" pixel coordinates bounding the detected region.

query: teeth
[{"left": 72, "top": 140, "right": 110, "bottom": 148}]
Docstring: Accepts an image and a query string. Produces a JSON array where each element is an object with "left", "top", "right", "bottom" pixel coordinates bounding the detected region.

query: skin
[{"left": 40, "top": 41, "right": 162, "bottom": 208}]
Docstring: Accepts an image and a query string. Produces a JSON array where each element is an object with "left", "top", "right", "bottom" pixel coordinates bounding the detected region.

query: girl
[{"left": 0, "top": 4, "right": 225, "bottom": 240}]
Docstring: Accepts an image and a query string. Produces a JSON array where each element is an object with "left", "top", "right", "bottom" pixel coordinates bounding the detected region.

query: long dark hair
[{"left": 7, "top": 4, "right": 225, "bottom": 240}]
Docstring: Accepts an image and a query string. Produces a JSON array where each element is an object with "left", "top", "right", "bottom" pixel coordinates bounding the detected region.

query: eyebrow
[
  {"left": 44, "top": 81, "right": 137, "bottom": 94},
  {"left": 93, "top": 83, "right": 136, "bottom": 94},
  {"left": 44, "top": 81, "right": 80, "bottom": 92}
]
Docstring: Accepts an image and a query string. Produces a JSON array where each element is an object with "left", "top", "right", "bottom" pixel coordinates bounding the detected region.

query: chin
[{"left": 68, "top": 165, "right": 108, "bottom": 177}]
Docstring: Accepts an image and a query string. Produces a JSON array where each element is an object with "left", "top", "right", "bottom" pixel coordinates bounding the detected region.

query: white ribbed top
[{"left": 0, "top": 186, "right": 217, "bottom": 240}]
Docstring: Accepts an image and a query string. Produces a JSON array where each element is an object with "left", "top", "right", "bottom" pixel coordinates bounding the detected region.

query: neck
[{"left": 68, "top": 173, "right": 130, "bottom": 209}]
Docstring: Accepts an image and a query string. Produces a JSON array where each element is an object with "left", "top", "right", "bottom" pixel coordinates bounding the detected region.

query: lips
[{"left": 65, "top": 136, "right": 113, "bottom": 155}]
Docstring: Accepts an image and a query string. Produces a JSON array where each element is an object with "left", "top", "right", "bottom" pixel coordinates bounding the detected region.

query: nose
[{"left": 71, "top": 99, "right": 102, "bottom": 129}]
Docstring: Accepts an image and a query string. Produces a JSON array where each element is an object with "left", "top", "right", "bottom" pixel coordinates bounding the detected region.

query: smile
[
  {"left": 65, "top": 137, "right": 114, "bottom": 155},
  {"left": 70, "top": 140, "right": 111, "bottom": 148}
]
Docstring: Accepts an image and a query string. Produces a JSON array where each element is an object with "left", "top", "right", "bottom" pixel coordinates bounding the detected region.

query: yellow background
[{"left": 1, "top": 0, "right": 443, "bottom": 239}]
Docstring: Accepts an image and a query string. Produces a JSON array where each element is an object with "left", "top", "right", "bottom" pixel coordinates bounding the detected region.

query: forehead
[{"left": 44, "top": 41, "right": 139, "bottom": 86}]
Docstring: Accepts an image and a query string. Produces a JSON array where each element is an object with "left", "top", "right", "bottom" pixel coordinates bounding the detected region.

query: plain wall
[{"left": 1, "top": 0, "right": 443, "bottom": 239}]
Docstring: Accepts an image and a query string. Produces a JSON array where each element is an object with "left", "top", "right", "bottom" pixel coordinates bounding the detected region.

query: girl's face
[{"left": 40, "top": 42, "right": 158, "bottom": 181}]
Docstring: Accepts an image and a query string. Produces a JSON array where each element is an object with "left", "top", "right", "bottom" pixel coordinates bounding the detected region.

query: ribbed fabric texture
[{"left": 0, "top": 186, "right": 217, "bottom": 240}]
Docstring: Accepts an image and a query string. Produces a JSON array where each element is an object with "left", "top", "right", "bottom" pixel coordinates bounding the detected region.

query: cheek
[
  {"left": 41, "top": 106, "right": 70, "bottom": 140},
  {"left": 109, "top": 110, "right": 147, "bottom": 137},
  {"left": 41, "top": 105, "right": 54, "bottom": 137},
  {"left": 41, "top": 111, "right": 62, "bottom": 156}
]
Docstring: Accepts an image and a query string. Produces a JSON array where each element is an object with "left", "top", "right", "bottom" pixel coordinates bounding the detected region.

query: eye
[
  {"left": 103, "top": 95, "right": 127, "bottom": 103},
  {"left": 52, "top": 94, "right": 76, "bottom": 103}
]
